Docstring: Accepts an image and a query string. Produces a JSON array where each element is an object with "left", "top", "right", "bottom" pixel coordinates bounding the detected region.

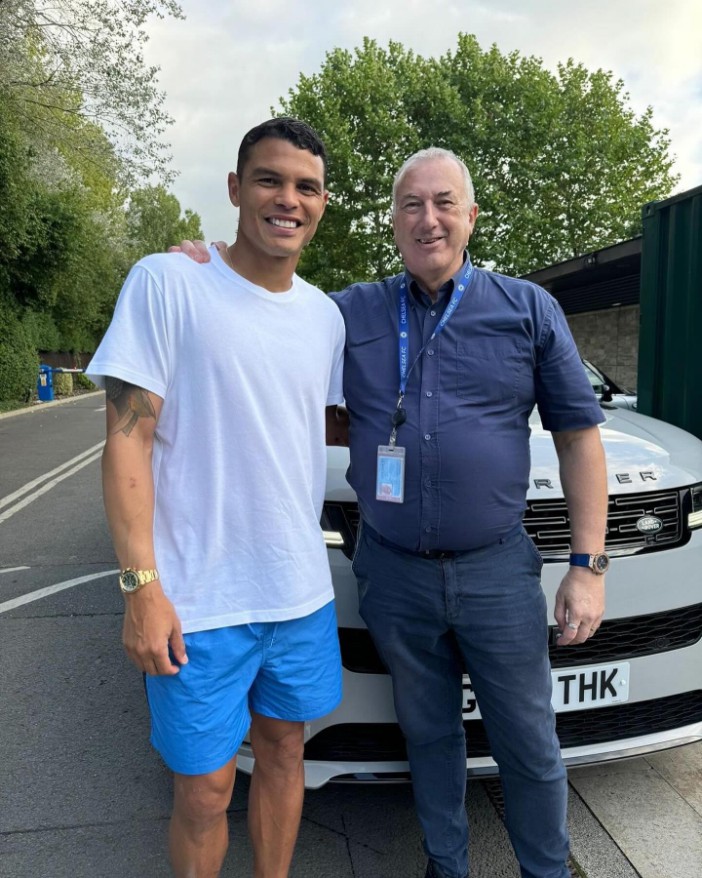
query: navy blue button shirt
[{"left": 331, "top": 256, "right": 604, "bottom": 552}]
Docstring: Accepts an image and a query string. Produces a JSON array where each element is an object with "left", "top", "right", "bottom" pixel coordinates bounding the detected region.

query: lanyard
[{"left": 390, "top": 258, "right": 473, "bottom": 445}]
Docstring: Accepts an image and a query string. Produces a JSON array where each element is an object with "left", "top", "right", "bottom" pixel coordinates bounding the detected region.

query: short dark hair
[{"left": 236, "top": 117, "right": 328, "bottom": 179}]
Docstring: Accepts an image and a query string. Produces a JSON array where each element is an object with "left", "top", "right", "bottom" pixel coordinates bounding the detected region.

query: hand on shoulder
[{"left": 167, "top": 240, "right": 228, "bottom": 264}]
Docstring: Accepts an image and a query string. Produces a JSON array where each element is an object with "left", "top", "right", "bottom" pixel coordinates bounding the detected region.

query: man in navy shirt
[
  {"left": 332, "top": 148, "right": 608, "bottom": 878},
  {"left": 177, "top": 146, "right": 608, "bottom": 878}
]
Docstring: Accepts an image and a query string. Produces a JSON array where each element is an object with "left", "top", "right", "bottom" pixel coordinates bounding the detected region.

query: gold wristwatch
[{"left": 118, "top": 568, "right": 160, "bottom": 595}]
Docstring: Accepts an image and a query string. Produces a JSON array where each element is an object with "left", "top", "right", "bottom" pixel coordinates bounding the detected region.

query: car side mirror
[{"left": 600, "top": 384, "right": 613, "bottom": 403}]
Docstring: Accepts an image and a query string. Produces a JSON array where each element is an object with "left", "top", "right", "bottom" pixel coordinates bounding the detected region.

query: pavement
[
  {"left": 467, "top": 746, "right": 702, "bottom": 878},
  {"left": 0, "top": 389, "right": 104, "bottom": 421},
  {"left": 568, "top": 745, "right": 702, "bottom": 878},
  {"left": 198, "top": 746, "right": 702, "bottom": 877}
]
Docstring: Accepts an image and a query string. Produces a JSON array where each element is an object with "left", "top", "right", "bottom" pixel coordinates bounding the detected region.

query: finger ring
[{"left": 566, "top": 622, "right": 578, "bottom": 630}]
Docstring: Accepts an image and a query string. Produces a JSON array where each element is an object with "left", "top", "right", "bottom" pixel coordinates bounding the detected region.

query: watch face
[
  {"left": 120, "top": 570, "right": 140, "bottom": 592},
  {"left": 593, "top": 553, "right": 610, "bottom": 573}
]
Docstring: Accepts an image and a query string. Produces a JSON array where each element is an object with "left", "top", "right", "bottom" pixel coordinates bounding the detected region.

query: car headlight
[
  {"left": 321, "top": 504, "right": 346, "bottom": 549},
  {"left": 689, "top": 484, "right": 702, "bottom": 530},
  {"left": 322, "top": 530, "right": 345, "bottom": 548}
]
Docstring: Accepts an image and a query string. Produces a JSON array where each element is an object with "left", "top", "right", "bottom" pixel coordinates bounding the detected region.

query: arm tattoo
[{"left": 105, "top": 377, "right": 156, "bottom": 437}]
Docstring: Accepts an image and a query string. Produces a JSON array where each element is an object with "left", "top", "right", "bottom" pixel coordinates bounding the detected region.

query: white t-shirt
[{"left": 88, "top": 249, "right": 345, "bottom": 633}]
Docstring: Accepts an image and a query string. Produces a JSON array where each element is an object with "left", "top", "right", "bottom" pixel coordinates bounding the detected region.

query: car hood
[
  {"left": 529, "top": 408, "right": 702, "bottom": 496},
  {"left": 325, "top": 409, "right": 702, "bottom": 501}
]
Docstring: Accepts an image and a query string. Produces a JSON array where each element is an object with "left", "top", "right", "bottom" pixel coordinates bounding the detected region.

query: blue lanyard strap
[{"left": 397, "top": 257, "right": 473, "bottom": 398}]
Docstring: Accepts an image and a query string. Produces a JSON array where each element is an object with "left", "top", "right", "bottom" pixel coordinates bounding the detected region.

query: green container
[{"left": 638, "top": 184, "right": 702, "bottom": 440}]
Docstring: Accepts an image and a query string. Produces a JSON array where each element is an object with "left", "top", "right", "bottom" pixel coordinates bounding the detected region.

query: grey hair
[{"left": 392, "top": 147, "right": 475, "bottom": 214}]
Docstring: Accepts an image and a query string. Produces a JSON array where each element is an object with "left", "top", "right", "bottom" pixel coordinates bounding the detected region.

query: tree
[
  {"left": 0, "top": 85, "right": 203, "bottom": 361},
  {"left": 126, "top": 185, "right": 204, "bottom": 260},
  {"left": 278, "top": 36, "right": 678, "bottom": 287},
  {"left": 0, "top": 0, "right": 183, "bottom": 184},
  {"left": 0, "top": 8, "right": 204, "bottom": 397},
  {"left": 279, "top": 41, "right": 448, "bottom": 290}
]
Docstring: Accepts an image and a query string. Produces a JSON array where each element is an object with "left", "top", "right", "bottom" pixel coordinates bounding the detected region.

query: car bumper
[{"left": 238, "top": 531, "right": 702, "bottom": 789}]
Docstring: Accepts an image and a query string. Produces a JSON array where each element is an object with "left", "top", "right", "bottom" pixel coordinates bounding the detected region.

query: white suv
[
  {"left": 583, "top": 359, "right": 638, "bottom": 411},
  {"left": 241, "top": 408, "right": 702, "bottom": 788}
]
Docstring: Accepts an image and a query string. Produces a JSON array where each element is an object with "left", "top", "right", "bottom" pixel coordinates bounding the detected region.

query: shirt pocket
[
  {"left": 456, "top": 338, "right": 533, "bottom": 403},
  {"left": 346, "top": 329, "right": 397, "bottom": 400}
]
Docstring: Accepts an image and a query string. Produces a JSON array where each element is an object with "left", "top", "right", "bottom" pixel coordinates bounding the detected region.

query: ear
[
  {"left": 468, "top": 203, "right": 479, "bottom": 235},
  {"left": 320, "top": 189, "right": 330, "bottom": 216},
  {"left": 228, "top": 172, "right": 240, "bottom": 208}
]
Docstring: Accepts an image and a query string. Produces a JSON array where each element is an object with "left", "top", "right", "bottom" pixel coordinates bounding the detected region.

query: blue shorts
[{"left": 145, "top": 600, "right": 342, "bottom": 776}]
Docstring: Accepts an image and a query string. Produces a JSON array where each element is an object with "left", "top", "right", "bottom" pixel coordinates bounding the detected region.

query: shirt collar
[{"left": 404, "top": 250, "right": 469, "bottom": 308}]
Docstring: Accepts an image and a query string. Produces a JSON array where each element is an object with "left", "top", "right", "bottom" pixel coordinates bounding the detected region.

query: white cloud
[{"left": 143, "top": 0, "right": 702, "bottom": 240}]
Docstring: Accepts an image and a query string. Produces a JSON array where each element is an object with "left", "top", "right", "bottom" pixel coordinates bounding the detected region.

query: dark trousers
[{"left": 353, "top": 524, "right": 570, "bottom": 878}]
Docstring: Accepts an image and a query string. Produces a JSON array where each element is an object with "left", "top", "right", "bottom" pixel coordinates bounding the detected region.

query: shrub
[
  {"left": 52, "top": 371, "right": 74, "bottom": 396},
  {"left": 22, "top": 310, "right": 62, "bottom": 351},
  {"left": 74, "top": 372, "right": 97, "bottom": 391},
  {"left": 0, "top": 310, "right": 39, "bottom": 402}
]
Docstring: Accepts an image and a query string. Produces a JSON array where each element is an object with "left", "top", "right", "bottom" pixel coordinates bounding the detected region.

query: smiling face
[
  {"left": 392, "top": 155, "right": 478, "bottom": 295},
  {"left": 227, "top": 136, "right": 328, "bottom": 281}
]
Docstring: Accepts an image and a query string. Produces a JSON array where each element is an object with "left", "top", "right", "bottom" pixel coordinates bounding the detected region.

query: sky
[{"left": 142, "top": 0, "right": 702, "bottom": 242}]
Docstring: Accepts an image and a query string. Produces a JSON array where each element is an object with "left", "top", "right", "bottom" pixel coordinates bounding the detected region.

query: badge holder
[{"left": 376, "top": 402, "right": 406, "bottom": 503}]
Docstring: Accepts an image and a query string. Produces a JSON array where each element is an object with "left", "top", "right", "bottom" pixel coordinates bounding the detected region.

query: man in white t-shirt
[{"left": 87, "top": 118, "right": 347, "bottom": 878}]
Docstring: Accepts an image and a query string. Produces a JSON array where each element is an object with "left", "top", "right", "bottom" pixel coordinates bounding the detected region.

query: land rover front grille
[
  {"left": 525, "top": 490, "right": 682, "bottom": 558},
  {"left": 322, "top": 486, "right": 687, "bottom": 561}
]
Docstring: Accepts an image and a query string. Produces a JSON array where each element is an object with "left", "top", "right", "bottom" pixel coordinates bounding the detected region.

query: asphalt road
[{"left": 1, "top": 394, "right": 699, "bottom": 878}]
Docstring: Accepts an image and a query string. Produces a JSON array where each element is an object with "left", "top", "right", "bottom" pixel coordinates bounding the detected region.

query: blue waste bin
[{"left": 37, "top": 364, "right": 54, "bottom": 401}]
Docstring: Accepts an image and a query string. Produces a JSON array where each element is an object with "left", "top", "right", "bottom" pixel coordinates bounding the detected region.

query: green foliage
[
  {"left": 279, "top": 35, "right": 679, "bottom": 284},
  {"left": 0, "top": 3, "right": 204, "bottom": 396},
  {"left": 0, "top": 103, "right": 121, "bottom": 351},
  {"left": 279, "top": 40, "right": 435, "bottom": 289},
  {"left": 127, "top": 186, "right": 204, "bottom": 260},
  {"left": 0, "top": 93, "right": 35, "bottom": 285},
  {"left": 21, "top": 309, "right": 62, "bottom": 350},
  {"left": 52, "top": 371, "right": 73, "bottom": 395},
  {"left": 0, "top": 0, "right": 184, "bottom": 185},
  {"left": 74, "top": 371, "right": 97, "bottom": 391},
  {"left": 0, "top": 25, "right": 202, "bottom": 361},
  {"left": 0, "top": 304, "right": 39, "bottom": 402}
]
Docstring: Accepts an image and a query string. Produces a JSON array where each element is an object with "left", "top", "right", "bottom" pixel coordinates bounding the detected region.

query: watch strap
[
  {"left": 569, "top": 552, "right": 609, "bottom": 574},
  {"left": 119, "top": 567, "right": 160, "bottom": 593},
  {"left": 569, "top": 553, "right": 591, "bottom": 568}
]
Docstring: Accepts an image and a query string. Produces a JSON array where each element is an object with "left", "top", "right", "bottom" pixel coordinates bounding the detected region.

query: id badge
[{"left": 376, "top": 445, "right": 406, "bottom": 503}]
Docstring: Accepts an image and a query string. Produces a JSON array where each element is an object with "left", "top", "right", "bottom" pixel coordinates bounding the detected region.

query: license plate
[{"left": 462, "top": 662, "right": 630, "bottom": 719}]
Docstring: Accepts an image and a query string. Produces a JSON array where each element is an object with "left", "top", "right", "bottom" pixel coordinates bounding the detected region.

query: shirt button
[
  {"left": 425, "top": 391, "right": 433, "bottom": 397},
  {"left": 427, "top": 349, "right": 435, "bottom": 356},
  {"left": 424, "top": 526, "right": 431, "bottom": 533},
  {"left": 430, "top": 310, "right": 437, "bottom": 316},
  {"left": 424, "top": 433, "right": 431, "bottom": 441},
  {"left": 424, "top": 478, "right": 432, "bottom": 487}
]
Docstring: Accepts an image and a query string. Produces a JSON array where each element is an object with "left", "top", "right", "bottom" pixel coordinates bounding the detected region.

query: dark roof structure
[{"left": 522, "top": 237, "right": 641, "bottom": 315}]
